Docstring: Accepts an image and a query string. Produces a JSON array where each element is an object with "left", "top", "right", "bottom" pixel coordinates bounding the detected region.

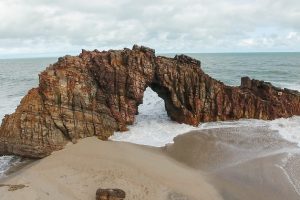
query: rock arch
[{"left": 0, "top": 45, "right": 299, "bottom": 158}]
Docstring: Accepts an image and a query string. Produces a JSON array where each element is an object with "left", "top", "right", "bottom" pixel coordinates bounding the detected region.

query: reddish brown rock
[{"left": 0, "top": 45, "right": 299, "bottom": 158}]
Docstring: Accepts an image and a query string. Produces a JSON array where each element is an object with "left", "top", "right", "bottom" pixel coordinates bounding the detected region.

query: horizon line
[{"left": 1, "top": 51, "right": 300, "bottom": 60}]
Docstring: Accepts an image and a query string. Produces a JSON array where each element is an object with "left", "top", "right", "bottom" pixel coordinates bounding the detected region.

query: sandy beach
[
  {"left": 1, "top": 126, "right": 300, "bottom": 200},
  {"left": 1, "top": 0, "right": 300, "bottom": 199},
  {"left": 165, "top": 127, "right": 300, "bottom": 200},
  {"left": 0, "top": 137, "right": 221, "bottom": 200}
]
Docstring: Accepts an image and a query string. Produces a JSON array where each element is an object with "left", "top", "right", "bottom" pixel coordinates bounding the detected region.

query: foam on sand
[
  {"left": 0, "top": 156, "right": 20, "bottom": 177},
  {"left": 269, "top": 116, "right": 300, "bottom": 147}
]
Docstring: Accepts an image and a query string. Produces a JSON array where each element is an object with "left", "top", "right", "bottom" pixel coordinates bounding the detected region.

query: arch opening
[{"left": 110, "top": 87, "right": 195, "bottom": 146}]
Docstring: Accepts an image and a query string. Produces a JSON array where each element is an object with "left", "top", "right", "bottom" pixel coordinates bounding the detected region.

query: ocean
[{"left": 0, "top": 53, "right": 300, "bottom": 177}]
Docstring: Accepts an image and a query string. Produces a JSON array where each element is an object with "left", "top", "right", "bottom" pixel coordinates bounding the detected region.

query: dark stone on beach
[
  {"left": 0, "top": 184, "right": 27, "bottom": 191},
  {"left": 0, "top": 45, "right": 299, "bottom": 158},
  {"left": 96, "top": 188, "right": 126, "bottom": 200}
]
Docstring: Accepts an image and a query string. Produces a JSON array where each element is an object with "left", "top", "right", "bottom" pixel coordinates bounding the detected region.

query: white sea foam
[
  {"left": 0, "top": 56, "right": 300, "bottom": 178},
  {"left": 110, "top": 87, "right": 197, "bottom": 146},
  {"left": 0, "top": 156, "right": 19, "bottom": 177},
  {"left": 275, "top": 153, "right": 300, "bottom": 196},
  {"left": 269, "top": 116, "right": 300, "bottom": 147},
  {"left": 110, "top": 87, "right": 300, "bottom": 147}
]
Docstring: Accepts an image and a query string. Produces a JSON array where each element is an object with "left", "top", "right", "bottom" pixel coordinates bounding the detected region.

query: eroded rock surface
[{"left": 0, "top": 45, "right": 299, "bottom": 158}]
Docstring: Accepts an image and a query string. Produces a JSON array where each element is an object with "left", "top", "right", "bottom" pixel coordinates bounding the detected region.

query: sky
[{"left": 0, "top": 0, "right": 300, "bottom": 58}]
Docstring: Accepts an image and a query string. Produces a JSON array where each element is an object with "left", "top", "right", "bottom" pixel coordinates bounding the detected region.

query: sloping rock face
[{"left": 0, "top": 45, "right": 299, "bottom": 158}]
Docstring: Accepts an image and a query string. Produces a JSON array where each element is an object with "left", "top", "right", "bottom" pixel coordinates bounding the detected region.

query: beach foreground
[
  {"left": 1, "top": 126, "right": 300, "bottom": 200},
  {"left": 165, "top": 127, "right": 300, "bottom": 200},
  {"left": 0, "top": 137, "right": 222, "bottom": 200}
]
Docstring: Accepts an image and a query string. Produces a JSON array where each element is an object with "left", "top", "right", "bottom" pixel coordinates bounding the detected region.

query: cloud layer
[{"left": 0, "top": 0, "right": 300, "bottom": 57}]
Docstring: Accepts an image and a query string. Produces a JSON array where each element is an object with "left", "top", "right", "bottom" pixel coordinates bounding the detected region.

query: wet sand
[{"left": 164, "top": 126, "right": 300, "bottom": 200}]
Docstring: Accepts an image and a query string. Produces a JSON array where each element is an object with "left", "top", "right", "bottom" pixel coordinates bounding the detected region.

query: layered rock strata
[{"left": 0, "top": 45, "right": 299, "bottom": 158}]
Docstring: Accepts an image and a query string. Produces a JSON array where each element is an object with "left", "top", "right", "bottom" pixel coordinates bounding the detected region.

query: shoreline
[
  {"left": 163, "top": 127, "right": 300, "bottom": 200},
  {"left": 1, "top": 158, "right": 36, "bottom": 181},
  {"left": 1, "top": 126, "right": 300, "bottom": 199}
]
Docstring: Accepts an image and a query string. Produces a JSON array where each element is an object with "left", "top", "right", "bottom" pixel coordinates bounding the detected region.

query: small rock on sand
[{"left": 96, "top": 188, "right": 126, "bottom": 200}]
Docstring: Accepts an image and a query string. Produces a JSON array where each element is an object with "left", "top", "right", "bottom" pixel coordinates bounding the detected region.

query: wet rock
[{"left": 0, "top": 45, "right": 299, "bottom": 158}]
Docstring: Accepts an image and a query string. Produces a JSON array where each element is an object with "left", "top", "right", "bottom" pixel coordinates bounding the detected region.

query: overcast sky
[{"left": 0, "top": 0, "right": 300, "bottom": 58}]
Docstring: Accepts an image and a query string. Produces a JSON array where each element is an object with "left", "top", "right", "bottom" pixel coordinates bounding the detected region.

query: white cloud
[
  {"left": 239, "top": 39, "right": 256, "bottom": 47},
  {"left": 237, "top": 31, "right": 300, "bottom": 51},
  {"left": 287, "top": 32, "right": 300, "bottom": 40},
  {"left": 0, "top": 0, "right": 300, "bottom": 57}
]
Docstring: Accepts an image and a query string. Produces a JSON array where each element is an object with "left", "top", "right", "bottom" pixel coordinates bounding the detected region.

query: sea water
[
  {"left": 0, "top": 57, "right": 57, "bottom": 177},
  {"left": 111, "top": 52, "right": 300, "bottom": 146},
  {"left": 0, "top": 53, "right": 300, "bottom": 177}
]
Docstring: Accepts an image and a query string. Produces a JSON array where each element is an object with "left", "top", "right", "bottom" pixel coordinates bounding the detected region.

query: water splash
[{"left": 111, "top": 88, "right": 300, "bottom": 148}]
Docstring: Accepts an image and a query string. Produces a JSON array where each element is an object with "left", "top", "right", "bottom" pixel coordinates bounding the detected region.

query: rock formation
[
  {"left": 0, "top": 45, "right": 299, "bottom": 158},
  {"left": 96, "top": 188, "right": 126, "bottom": 200}
]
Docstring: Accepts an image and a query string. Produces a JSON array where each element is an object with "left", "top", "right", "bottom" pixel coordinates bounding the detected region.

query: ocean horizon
[{"left": 1, "top": 51, "right": 300, "bottom": 60}]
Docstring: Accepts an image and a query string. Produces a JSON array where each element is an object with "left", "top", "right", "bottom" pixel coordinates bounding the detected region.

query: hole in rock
[
  {"left": 110, "top": 87, "right": 195, "bottom": 147},
  {"left": 137, "top": 87, "right": 168, "bottom": 121}
]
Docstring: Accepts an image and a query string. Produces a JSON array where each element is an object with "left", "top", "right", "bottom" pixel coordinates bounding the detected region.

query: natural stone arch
[{"left": 0, "top": 45, "right": 299, "bottom": 158}]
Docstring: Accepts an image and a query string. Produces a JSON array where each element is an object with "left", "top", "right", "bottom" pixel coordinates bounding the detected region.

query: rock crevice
[{"left": 0, "top": 45, "right": 299, "bottom": 158}]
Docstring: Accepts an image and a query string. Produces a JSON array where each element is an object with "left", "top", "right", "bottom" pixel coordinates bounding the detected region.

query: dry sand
[
  {"left": 1, "top": 126, "right": 300, "bottom": 200},
  {"left": 0, "top": 137, "right": 222, "bottom": 200}
]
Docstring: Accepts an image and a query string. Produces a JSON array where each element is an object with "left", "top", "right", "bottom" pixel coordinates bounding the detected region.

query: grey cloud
[{"left": 0, "top": 0, "right": 300, "bottom": 57}]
